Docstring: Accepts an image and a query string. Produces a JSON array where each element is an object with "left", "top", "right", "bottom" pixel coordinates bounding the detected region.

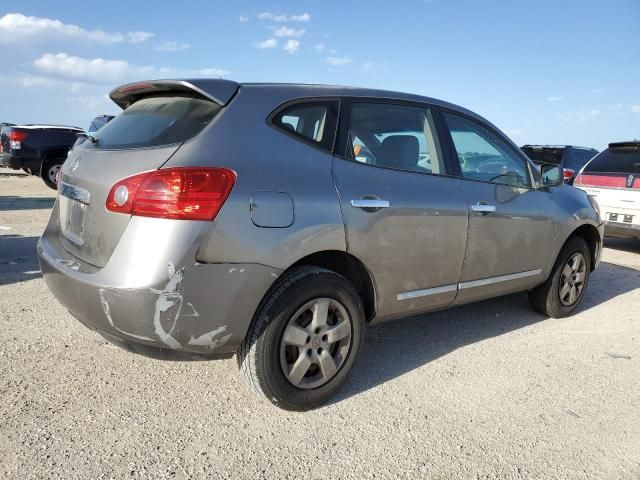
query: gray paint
[
  {"left": 250, "top": 191, "right": 294, "bottom": 228},
  {"left": 38, "top": 80, "right": 604, "bottom": 357}
]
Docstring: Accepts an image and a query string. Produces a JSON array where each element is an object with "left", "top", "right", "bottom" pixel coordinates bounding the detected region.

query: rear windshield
[
  {"left": 583, "top": 147, "right": 640, "bottom": 174},
  {"left": 521, "top": 147, "right": 564, "bottom": 164},
  {"left": 92, "top": 96, "right": 220, "bottom": 149}
]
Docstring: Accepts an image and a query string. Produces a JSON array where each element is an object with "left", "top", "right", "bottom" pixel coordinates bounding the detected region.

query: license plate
[
  {"left": 59, "top": 196, "right": 87, "bottom": 246},
  {"left": 608, "top": 212, "right": 633, "bottom": 224}
]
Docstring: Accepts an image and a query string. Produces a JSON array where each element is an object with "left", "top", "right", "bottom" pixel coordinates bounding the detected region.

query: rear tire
[
  {"left": 41, "top": 158, "right": 63, "bottom": 189},
  {"left": 238, "top": 266, "right": 365, "bottom": 411},
  {"left": 528, "top": 236, "right": 591, "bottom": 318}
]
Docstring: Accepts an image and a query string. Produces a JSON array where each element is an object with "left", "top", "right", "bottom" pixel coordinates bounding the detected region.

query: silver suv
[{"left": 38, "top": 79, "right": 604, "bottom": 410}]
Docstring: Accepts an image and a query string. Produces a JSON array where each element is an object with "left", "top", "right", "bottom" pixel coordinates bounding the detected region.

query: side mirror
[{"left": 541, "top": 164, "right": 563, "bottom": 187}]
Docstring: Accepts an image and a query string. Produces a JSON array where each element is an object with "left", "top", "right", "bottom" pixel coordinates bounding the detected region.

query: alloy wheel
[
  {"left": 559, "top": 252, "right": 587, "bottom": 306},
  {"left": 279, "top": 298, "right": 352, "bottom": 389}
]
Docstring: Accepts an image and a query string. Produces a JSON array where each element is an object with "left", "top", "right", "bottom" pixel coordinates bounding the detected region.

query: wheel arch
[
  {"left": 288, "top": 250, "right": 377, "bottom": 322},
  {"left": 563, "top": 223, "right": 601, "bottom": 271}
]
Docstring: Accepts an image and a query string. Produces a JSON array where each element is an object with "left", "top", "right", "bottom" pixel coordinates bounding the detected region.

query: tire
[
  {"left": 238, "top": 266, "right": 365, "bottom": 411},
  {"left": 40, "top": 158, "right": 63, "bottom": 189},
  {"left": 528, "top": 236, "right": 592, "bottom": 318}
]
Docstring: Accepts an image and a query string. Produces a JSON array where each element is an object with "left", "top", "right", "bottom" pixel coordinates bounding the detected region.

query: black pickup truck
[{"left": 0, "top": 124, "right": 83, "bottom": 189}]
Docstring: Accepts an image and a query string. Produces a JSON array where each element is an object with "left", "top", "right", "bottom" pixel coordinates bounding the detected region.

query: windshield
[
  {"left": 521, "top": 147, "right": 564, "bottom": 165},
  {"left": 87, "top": 116, "right": 111, "bottom": 133}
]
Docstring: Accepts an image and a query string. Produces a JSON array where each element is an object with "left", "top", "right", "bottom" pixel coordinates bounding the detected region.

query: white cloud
[
  {"left": 326, "top": 56, "right": 352, "bottom": 66},
  {"left": 126, "top": 31, "right": 154, "bottom": 44},
  {"left": 257, "top": 12, "right": 310, "bottom": 22},
  {"left": 0, "top": 13, "right": 153, "bottom": 45},
  {"left": 546, "top": 96, "right": 564, "bottom": 102},
  {"left": 34, "top": 53, "right": 132, "bottom": 83},
  {"left": 255, "top": 38, "right": 277, "bottom": 49},
  {"left": 632, "top": 105, "right": 640, "bottom": 114},
  {"left": 290, "top": 13, "right": 311, "bottom": 22},
  {"left": 274, "top": 26, "right": 305, "bottom": 37},
  {"left": 32, "top": 52, "right": 230, "bottom": 85},
  {"left": 315, "top": 43, "right": 325, "bottom": 53},
  {"left": 239, "top": 15, "right": 249, "bottom": 22},
  {"left": 156, "top": 41, "right": 191, "bottom": 52},
  {"left": 283, "top": 39, "right": 300, "bottom": 54},
  {"left": 198, "top": 68, "right": 231, "bottom": 77}
]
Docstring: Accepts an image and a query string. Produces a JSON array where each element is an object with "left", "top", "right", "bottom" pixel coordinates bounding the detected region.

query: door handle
[
  {"left": 471, "top": 203, "right": 496, "bottom": 213},
  {"left": 350, "top": 199, "right": 390, "bottom": 209}
]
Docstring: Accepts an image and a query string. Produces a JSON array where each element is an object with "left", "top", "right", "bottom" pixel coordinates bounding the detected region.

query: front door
[
  {"left": 439, "top": 111, "right": 557, "bottom": 304},
  {"left": 332, "top": 101, "right": 469, "bottom": 321}
]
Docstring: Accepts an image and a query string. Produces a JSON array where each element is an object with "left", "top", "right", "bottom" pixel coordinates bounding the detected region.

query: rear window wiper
[{"left": 76, "top": 132, "right": 98, "bottom": 144}]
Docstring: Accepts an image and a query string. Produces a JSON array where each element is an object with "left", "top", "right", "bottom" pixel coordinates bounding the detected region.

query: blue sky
[{"left": 1, "top": 0, "right": 638, "bottom": 150}]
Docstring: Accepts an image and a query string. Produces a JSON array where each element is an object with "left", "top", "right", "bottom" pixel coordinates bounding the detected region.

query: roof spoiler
[
  {"left": 109, "top": 79, "right": 240, "bottom": 109},
  {"left": 609, "top": 140, "right": 640, "bottom": 149}
]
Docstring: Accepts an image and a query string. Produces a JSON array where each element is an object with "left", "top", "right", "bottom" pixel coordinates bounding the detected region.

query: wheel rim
[
  {"left": 279, "top": 298, "right": 352, "bottom": 390},
  {"left": 47, "top": 164, "right": 61, "bottom": 184},
  {"left": 559, "top": 252, "right": 587, "bottom": 306}
]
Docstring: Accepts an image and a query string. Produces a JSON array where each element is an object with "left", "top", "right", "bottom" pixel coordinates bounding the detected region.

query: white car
[{"left": 575, "top": 141, "right": 640, "bottom": 239}]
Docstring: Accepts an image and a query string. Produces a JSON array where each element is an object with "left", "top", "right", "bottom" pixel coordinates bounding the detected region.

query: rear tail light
[
  {"left": 106, "top": 167, "right": 236, "bottom": 220},
  {"left": 563, "top": 168, "right": 575, "bottom": 181},
  {"left": 9, "top": 130, "right": 27, "bottom": 150}
]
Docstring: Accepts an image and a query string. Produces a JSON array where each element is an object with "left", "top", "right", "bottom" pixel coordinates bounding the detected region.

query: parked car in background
[
  {"left": 575, "top": 141, "right": 640, "bottom": 239},
  {"left": 0, "top": 123, "right": 15, "bottom": 162},
  {"left": 521, "top": 145, "right": 598, "bottom": 185},
  {"left": 39, "top": 79, "right": 603, "bottom": 410},
  {"left": 0, "top": 124, "right": 83, "bottom": 188},
  {"left": 87, "top": 114, "right": 115, "bottom": 133}
]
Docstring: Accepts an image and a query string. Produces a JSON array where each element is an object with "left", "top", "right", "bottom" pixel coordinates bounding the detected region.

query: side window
[
  {"left": 443, "top": 112, "right": 530, "bottom": 187},
  {"left": 272, "top": 101, "right": 338, "bottom": 151},
  {"left": 345, "top": 103, "right": 444, "bottom": 175}
]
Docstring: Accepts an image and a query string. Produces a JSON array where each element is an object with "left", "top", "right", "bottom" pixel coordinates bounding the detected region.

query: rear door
[
  {"left": 58, "top": 87, "right": 229, "bottom": 267},
  {"left": 332, "top": 100, "right": 469, "bottom": 320},
  {"left": 575, "top": 144, "right": 640, "bottom": 230},
  {"left": 438, "top": 110, "right": 557, "bottom": 304}
]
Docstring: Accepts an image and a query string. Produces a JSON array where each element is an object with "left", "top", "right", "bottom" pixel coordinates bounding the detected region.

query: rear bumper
[
  {"left": 38, "top": 208, "right": 281, "bottom": 359},
  {"left": 604, "top": 221, "right": 640, "bottom": 239},
  {"left": 0, "top": 153, "right": 21, "bottom": 169},
  {"left": 0, "top": 153, "right": 40, "bottom": 170}
]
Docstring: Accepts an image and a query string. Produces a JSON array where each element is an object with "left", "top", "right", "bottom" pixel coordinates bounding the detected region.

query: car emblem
[
  {"left": 70, "top": 156, "right": 80, "bottom": 173},
  {"left": 627, "top": 175, "right": 635, "bottom": 188}
]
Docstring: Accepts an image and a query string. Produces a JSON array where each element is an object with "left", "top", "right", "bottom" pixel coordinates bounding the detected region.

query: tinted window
[
  {"left": 521, "top": 146, "right": 564, "bottom": 165},
  {"left": 564, "top": 149, "right": 597, "bottom": 170},
  {"left": 444, "top": 113, "right": 529, "bottom": 187},
  {"left": 273, "top": 101, "right": 338, "bottom": 150},
  {"left": 92, "top": 96, "right": 220, "bottom": 149},
  {"left": 88, "top": 116, "right": 111, "bottom": 133},
  {"left": 345, "top": 103, "right": 443, "bottom": 175},
  {"left": 584, "top": 147, "right": 640, "bottom": 174}
]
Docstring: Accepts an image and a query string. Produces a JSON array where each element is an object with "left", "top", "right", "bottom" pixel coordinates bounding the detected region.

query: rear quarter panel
[{"left": 164, "top": 86, "right": 347, "bottom": 269}]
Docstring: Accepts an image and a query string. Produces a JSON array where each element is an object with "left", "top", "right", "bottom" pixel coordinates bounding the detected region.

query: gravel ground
[{"left": 1, "top": 171, "right": 639, "bottom": 480}]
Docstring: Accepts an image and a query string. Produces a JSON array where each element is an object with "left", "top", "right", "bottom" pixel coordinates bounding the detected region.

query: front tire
[
  {"left": 239, "top": 266, "right": 365, "bottom": 411},
  {"left": 41, "top": 158, "right": 63, "bottom": 189},
  {"left": 528, "top": 236, "right": 591, "bottom": 318}
]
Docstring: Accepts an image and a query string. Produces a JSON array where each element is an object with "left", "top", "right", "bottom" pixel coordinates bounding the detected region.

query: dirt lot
[{"left": 1, "top": 171, "right": 639, "bottom": 480}]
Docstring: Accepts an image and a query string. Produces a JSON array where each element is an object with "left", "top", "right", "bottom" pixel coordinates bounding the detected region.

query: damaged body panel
[{"left": 38, "top": 202, "right": 281, "bottom": 357}]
